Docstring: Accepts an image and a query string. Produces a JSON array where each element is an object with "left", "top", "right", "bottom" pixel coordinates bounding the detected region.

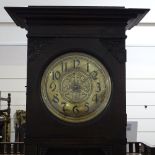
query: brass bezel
[{"left": 41, "top": 52, "right": 111, "bottom": 123}]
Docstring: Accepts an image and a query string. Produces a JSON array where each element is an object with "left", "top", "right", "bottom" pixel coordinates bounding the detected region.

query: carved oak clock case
[{"left": 5, "top": 6, "right": 149, "bottom": 155}]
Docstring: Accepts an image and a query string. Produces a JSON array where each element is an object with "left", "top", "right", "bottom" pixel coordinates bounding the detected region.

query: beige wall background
[{"left": 0, "top": 0, "right": 155, "bottom": 145}]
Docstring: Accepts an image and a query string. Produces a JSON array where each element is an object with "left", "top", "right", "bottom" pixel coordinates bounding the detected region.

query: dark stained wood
[
  {"left": 5, "top": 6, "right": 149, "bottom": 155},
  {"left": 1, "top": 141, "right": 154, "bottom": 155},
  {"left": 5, "top": 6, "right": 149, "bottom": 30}
]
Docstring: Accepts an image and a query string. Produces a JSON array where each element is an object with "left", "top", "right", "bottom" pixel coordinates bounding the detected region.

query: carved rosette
[
  {"left": 28, "top": 38, "right": 51, "bottom": 62},
  {"left": 100, "top": 39, "right": 126, "bottom": 63}
]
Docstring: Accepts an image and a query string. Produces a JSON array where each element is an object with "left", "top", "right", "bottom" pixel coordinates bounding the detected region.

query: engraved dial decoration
[
  {"left": 41, "top": 53, "right": 111, "bottom": 123},
  {"left": 60, "top": 70, "right": 92, "bottom": 103}
]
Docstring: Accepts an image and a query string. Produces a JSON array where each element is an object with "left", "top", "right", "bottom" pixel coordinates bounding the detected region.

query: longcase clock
[{"left": 5, "top": 6, "right": 149, "bottom": 155}]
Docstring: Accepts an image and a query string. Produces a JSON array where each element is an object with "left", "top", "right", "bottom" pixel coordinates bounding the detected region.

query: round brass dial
[{"left": 41, "top": 52, "right": 111, "bottom": 123}]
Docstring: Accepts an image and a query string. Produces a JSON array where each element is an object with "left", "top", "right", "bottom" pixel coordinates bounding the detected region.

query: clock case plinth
[{"left": 5, "top": 6, "right": 149, "bottom": 155}]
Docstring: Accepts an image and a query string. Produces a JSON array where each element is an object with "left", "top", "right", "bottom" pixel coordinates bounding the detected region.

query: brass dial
[{"left": 41, "top": 52, "right": 111, "bottom": 123}]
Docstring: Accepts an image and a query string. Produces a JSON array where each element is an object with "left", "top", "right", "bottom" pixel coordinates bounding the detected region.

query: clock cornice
[{"left": 5, "top": 6, "right": 149, "bottom": 30}]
